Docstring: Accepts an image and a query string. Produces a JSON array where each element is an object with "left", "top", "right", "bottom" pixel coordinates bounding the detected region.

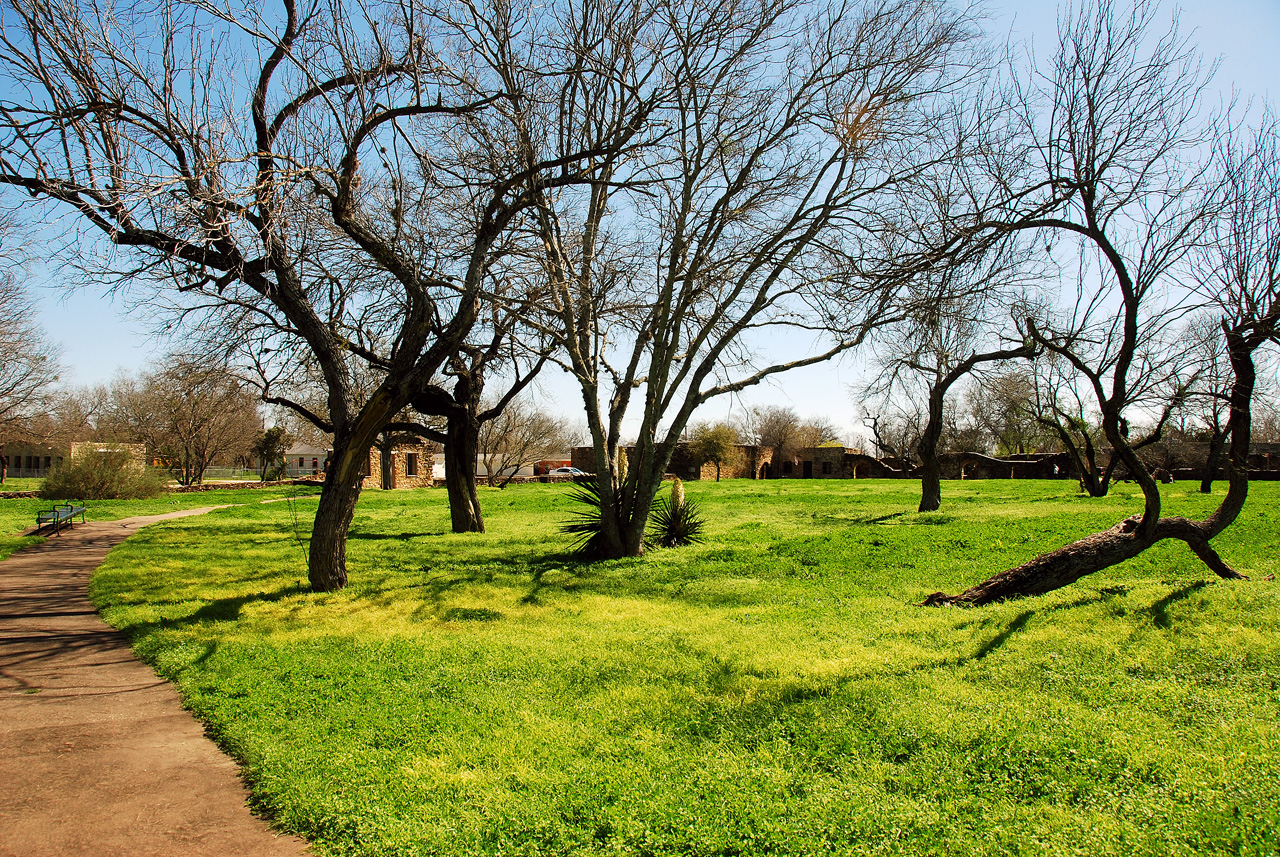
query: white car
[{"left": 548, "top": 466, "right": 587, "bottom": 476}]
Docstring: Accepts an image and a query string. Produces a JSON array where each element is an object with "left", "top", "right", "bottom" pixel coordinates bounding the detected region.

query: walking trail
[{"left": 0, "top": 509, "right": 310, "bottom": 857}]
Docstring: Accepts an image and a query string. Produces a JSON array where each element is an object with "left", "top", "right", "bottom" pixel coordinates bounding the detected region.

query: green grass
[
  {"left": 0, "top": 477, "right": 41, "bottom": 491},
  {"left": 0, "top": 485, "right": 322, "bottom": 562},
  {"left": 82, "top": 480, "right": 1280, "bottom": 856}
]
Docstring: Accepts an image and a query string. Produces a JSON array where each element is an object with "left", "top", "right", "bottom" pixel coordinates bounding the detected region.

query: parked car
[{"left": 548, "top": 466, "right": 586, "bottom": 476}]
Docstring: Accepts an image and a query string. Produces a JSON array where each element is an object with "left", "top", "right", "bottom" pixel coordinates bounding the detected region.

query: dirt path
[{"left": 0, "top": 510, "right": 310, "bottom": 857}]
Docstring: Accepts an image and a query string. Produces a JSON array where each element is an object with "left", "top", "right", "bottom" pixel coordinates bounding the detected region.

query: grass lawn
[
  {"left": 0, "top": 477, "right": 41, "bottom": 491},
  {"left": 0, "top": 485, "right": 323, "bottom": 562},
  {"left": 83, "top": 479, "right": 1279, "bottom": 856}
]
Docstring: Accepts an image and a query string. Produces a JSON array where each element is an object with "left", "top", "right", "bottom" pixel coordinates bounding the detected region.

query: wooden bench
[{"left": 35, "top": 504, "right": 87, "bottom": 535}]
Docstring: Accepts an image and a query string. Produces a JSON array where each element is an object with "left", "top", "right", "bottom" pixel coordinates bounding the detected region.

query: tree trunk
[
  {"left": 1200, "top": 425, "right": 1226, "bottom": 494},
  {"left": 379, "top": 439, "right": 395, "bottom": 489},
  {"left": 922, "top": 513, "right": 1246, "bottom": 606},
  {"left": 307, "top": 440, "right": 367, "bottom": 592},
  {"left": 619, "top": 505, "right": 649, "bottom": 555},
  {"left": 591, "top": 447, "right": 669, "bottom": 559},
  {"left": 1046, "top": 420, "right": 1112, "bottom": 497},
  {"left": 445, "top": 413, "right": 484, "bottom": 533},
  {"left": 917, "top": 389, "right": 946, "bottom": 513},
  {"left": 918, "top": 344, "right": 1038, "bottom": 513},
  {"left": 1076, "top": 439, "right": 1112, "bottom": 497},
  {"left": 918, "top": 456, "right": 942, "bottom": 512},
  {"left": 925, "top": 328, "right": 1261, "bottom": 607},
  {"left": 925, "top": 516, "right": 1152, "bottom": 605},
  {"left": 612, "top": 475, "right": 660, "bottom": 557}
]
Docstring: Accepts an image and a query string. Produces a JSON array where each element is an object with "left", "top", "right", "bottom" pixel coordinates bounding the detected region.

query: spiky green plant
[
  {"left": 648, "top": 477, "right": 706, "bottom": 548},
  {"left": 559, "top": 478, "right": 610, "bottom": 558}
]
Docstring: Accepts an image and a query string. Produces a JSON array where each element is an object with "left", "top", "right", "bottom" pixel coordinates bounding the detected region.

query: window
[
  {"left": 821, "top": 461, "right": 832, "bottom": 475},
  {"left": 406, "top": 453, "right": 418, "bottom": 476},
  {"left": 782, "top": 461, "right": 794, "bottom": 475}
]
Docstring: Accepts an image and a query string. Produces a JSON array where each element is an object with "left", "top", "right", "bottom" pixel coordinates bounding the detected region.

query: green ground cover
[
  {"left": 0, "top": 477, "right": 41, "bottom": 491},
  {"left": 85, "top": 480, "right": 1279, "bottom": 856},
  {"left": 0, "top": 485, "right": 322, "bottom": 562}
]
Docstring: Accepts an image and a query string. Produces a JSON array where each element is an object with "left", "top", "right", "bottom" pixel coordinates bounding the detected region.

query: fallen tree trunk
[
  {"left": 924, "top": 323, "right": 1262, "bottom": 607},
  {"left": 923, "top": 514, "right": 1245, "bottom": 606}
]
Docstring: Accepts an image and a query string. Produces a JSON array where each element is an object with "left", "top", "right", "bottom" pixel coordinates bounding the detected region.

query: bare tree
[
  {"left": 0, "top": 0, "right": 643, "bottom": 589},
  {"left": 475, "top": 398, "right": 575, "bottom": 488},
  {"left": 520, "top": 0, "right": 978, "bottom": 556},
  {"left": 751, "top": 406, "right": 801, "bottom": 478},
  {"left": 23, "top": 385, "right": 106, "bottom": 450},
  {"left": 109, "top": 356, "right": 262, "bottom": 486},
  {"left": 866, "top": 269, "right": 1040, "bottom": 510},
  {"left": 862, "top": 407, "right": 925, "bottom": 469},
  {"left": 926, "top": 2, "right": 1272, "bottom": 605},
  {"left": 793, "top": 418, "right": 845, "bottom": 450},
  {"left": 405, "top": 298, "right": 553, "bottom": 531},
  {"left": 965, "top": 367, "right": 1050, "bottom": 456},
  {"left": 1176, "top": 314, "right": 1237, "bottom": 492},
  {"left": 0, "top": 217, "right": 60, "bottom": 482}
]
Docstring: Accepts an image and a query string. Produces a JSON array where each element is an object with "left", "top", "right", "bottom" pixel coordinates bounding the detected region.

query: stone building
[
  {"left": 566, "top": 440, "right": 1280, "bottom": 483},
  {"left": 70, "top": 442, "right": 147, "bottom": 470},
  {"left": 1, "top": 443, "right": 66, "bottom": 478},
  {"left": 363, "top": 441, "right": 436, "bottom": 489},
  {"left": 944, "top": 452, "right": 1073, "bottom": 480}
]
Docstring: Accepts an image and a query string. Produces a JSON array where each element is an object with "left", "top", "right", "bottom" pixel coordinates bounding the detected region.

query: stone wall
[
  {"left": 2, "top": 443, "right": 66, "bottom": 475},
  {"left": 69, "top": 442, "right": 146, "bottom": 470},
  {"left": 363, "top": 442, "right": 436, "bottom": 489},
  {"left": 564, "top": 442, "right": 1280, "bottom": 482}
]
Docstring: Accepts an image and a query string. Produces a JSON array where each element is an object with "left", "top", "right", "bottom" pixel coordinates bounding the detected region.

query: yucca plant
[
  {"left": 648, "top": 477, "right": 706, "bottom": 548},
  {"left": 559, "top": 478, "right": 612, "bottom": 558}
]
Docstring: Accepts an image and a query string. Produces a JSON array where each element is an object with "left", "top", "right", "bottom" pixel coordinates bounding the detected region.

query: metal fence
[
  {"left": 4, "top": 466, "right": 51, "bottom": 479},
  {"left": 197, "top": 467, "right": 261, "bottom": 481}
]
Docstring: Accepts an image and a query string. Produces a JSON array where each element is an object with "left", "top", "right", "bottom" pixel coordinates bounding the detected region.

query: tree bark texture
[
  {"left": 445, "top": 413, "right": 485, "bottom": 533},
  {"left": 1200, "top": 426, "right": 1227, "bottom": 494},
  {"left": 918, "top": 456, "right": 943, "bottom": 513},
  {"left": 922, "top": 514, "right": 1246, "bottom": 606},
  {"left": 307, "top": 441, "right": 367, "bottom": 592},
  {"left": 916, "top": 376, "right": 947, "bottom": 513}
]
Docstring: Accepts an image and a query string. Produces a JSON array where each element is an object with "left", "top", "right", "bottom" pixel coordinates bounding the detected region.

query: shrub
[
  {"left": 648, "top": 478, "right": 706, "bottom": 548},
  {"left": 40, "top": 451, "right": 167, "bottom": 500}
]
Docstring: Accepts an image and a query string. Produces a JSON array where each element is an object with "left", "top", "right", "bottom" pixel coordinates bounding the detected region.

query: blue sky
[{"left": 27, "top": 0, "right": 1280, "bottom": 440}]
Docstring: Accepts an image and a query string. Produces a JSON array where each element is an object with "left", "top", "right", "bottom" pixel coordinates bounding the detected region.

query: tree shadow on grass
[
  {"left": 1148, "top": 580, "right": 1209, "bottom": 629},
  {"left": 182, "top": 584, "right": 312, "bottom": 623},
  {"left": 645, "top": 610, "right": 1042, "bottom": 747},
  {"left": 969, "top": 609, "right": 1036, "bottom": 661},
  {"left": 452, "top": 549, "right": 604, "bottom": 605},
  {"left": 111, "top": 581, "right": 311, "bottom": 638}
]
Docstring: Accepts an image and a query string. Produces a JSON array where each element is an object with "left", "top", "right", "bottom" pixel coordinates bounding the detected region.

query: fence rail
[
  {"left": 4, "top": 467, "right": 50, "bottom": 479},
  {"left": 196, "top": 467, "right": 260, "bottom": 481}
]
